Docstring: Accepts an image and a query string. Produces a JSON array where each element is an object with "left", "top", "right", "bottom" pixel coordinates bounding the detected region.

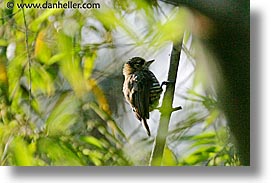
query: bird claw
[{"left": 161, "top": 81, "right": 174, "bottom": 88}]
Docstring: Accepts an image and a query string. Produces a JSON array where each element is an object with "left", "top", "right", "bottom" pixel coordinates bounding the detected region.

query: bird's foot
[{"left": 161, "top": 81, "right": 175, "bottom": 88}]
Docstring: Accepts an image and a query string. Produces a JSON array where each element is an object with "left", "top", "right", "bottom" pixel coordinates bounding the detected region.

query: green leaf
[
  {"left": 162, "top": 146, "right": 178, "bottom": 166},
  {"left": 29, "top": 9, "right": 63, "bottom": 31},
  {"left": 0, "top": 39, "right": 8, "bottom": 47},
  {"left": 30, "top": 63, "right": 55, "bottom": 96},
  {"left": 34, "top": 30, "right": 52, "bottom": 64},
  {"left": 93, "top": 9, "right": 119, "bottom": 30},
  {"left": 205, "top": 109, "right": 219, "bottom": 127},
  {"left": 183, "top": 146, "right": 217, "bottom": 165},
  {"left": 80, "top": 136, "right": 103, "bottom": 149},
  {"left": 10, "top": 136, "right": 35, "bottom": 166},
  {"left": 57, "top": 33, "right": 88, "bottom": 97},
  {"left": 37, "top": 137, "right": 83, "bottom": 166},
  {"left": 45, "top": 93, "right": 79, "bottom": 136},
  {"left": 88, "top": 150, "right": 103, "bottom": 166},
  {"left": 183, "top": 31, "right": 191, "bottom": 45},
  {"left": 190, "top": 132, "right": 216, "bottom": 140},
  {"left": 154, "top": 7, "right": 187, "bottom": 44},
  {"left": 83, "top": 54, "right": 97, "bottom": 79}
]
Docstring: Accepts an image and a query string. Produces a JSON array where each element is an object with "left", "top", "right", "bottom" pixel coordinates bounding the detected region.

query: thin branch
[
  {"left": 21, "top": 0, "right": 32, "bottom": 121},
  {"left": 150, "top": 35, "right": 184, "bottom": 166}
]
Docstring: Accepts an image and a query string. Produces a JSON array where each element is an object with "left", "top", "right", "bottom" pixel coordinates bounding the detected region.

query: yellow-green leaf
[{"left": 162, "top": 146, "right": 177, "bottom": 166}]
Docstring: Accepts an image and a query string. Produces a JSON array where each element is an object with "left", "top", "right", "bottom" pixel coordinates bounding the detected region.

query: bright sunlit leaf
[
  {"left": 34, "top": 30, "right": 51, "bottom": 64},
  {"left": 10, "top": 136, "right": 35, "bottom": 166},
  {"left": 58, "top": 33, "right": 88, "bottom": 97},
  {"left": 83, "top": 54, "right": 97, "bottom": 79},
  {"left": 80, "top": 136, "right": 103, "bottom": 149},
  {"left": 162, "top": 146, "right": 177, "bottom": 166}
]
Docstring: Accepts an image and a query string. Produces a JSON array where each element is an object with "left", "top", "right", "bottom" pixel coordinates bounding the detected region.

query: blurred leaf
[
  {"left": 0, "top": 39, "right": 8, "bottom": 47},
  {"left": 83, "top": 54, "right": 97, "bottom": 79},
  {"left": 0, "top": 61, "right": 7, "bottom": 84},
  {"left": 88, "top": 79, "right": 111, "bottom": 115},
  {"left": 94, "top": 8, "right": 140, "bottom": 43},
  {"left": 88, "top": 150, "right": 103, "bottom": 166},
  {"left": 187, "top": 132, "right": 217, "bottom": 154},
  {"left": 34, "top": 30, "right": 51, "bottom": 64},
  {"left": 30, "top": 62, "right": 55, "bottom": 96},
  {"left": 162, "top": 146, "right": 177, "bottom": 166},
  {"left": 183, "top": 31, "right": 191, "bottom": 45},
  {"left": 62, "top": 18, "right": 80, "bottom": 37},
  {"left": 7, "top": 55, "right": 26, "bottom": 97},
  {"left": 37, "top": 137, "right": 83, "bottom": 166},
  {"left": 29, "top": 9, "right": 63, "bottom": 32},
  {"left": 58, "top": 33, "right": 88, "bottom": 97},
  {"left": 10, "top": 136, "right": 35, "bottom": 166},
  {"left": 80, "top": 136, "right": 104, "bottom": 149},
  {"left": 205, "top": 109, "right": 219, "bottom": 127},
  {"left": 47, "top": 53, "right": 65, "bottom": 65},
  {"left": 190, "top": 132, "right": 216, "bottom": 140},
  {"left": 89, "top": 102, "right": 126, "bottom": 140},
  {"left": 45, "top": 93, "right": 79, "bottom": 136},
  {"left": 190, "top": 139, "right": 216, "bottom": 148},
  {"left": 153, "top": 7, "right": 187, "bottom": 44},
  {"left": 183, "top": 146, "right": 217, "bottom": 165},
  {"left": 0, "top": 120, "right": 19, "bottom": 164},
  {"left": 93, "top": 9, "right": 119, "bottom": 30}
]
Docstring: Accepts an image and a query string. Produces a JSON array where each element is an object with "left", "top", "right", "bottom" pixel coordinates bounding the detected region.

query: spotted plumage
[{"left": 122, "top": 57, "right": 162, "bottom": 136}]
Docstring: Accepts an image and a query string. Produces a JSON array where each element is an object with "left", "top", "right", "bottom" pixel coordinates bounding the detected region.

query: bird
[{"left": 122, "top": 57, "right": 163, "bottom": 136}]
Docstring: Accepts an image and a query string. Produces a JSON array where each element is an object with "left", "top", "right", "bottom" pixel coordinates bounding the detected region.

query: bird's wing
[{"left": 131, "top": 72, "right": 151, "bottom": 120}]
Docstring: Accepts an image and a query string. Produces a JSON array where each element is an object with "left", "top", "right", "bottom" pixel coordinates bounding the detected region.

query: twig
[
  {"left": 21, "top": 0, "right": 32, "bottom": 121},
  {"left": 150, "top": 35, "right": 184, "bottom": 166}
]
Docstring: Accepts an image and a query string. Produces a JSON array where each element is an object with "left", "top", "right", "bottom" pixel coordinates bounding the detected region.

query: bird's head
[{"left": 123, "top": 57, "right": 155, "bottom": 75}]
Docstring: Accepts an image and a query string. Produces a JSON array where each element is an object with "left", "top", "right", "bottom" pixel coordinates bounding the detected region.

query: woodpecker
[{"left": 123, "top": 57, "right": 162, "bottom": 136}]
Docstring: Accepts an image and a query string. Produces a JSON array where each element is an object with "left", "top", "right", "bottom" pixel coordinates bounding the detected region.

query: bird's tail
[{"left": 142, "top": 118, "right": 151, "bottom": 136}]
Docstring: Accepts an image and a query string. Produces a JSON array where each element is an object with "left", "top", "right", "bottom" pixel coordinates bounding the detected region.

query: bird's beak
[{"left": 145, "top": 59, "right": 155, "bottom": 68}]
